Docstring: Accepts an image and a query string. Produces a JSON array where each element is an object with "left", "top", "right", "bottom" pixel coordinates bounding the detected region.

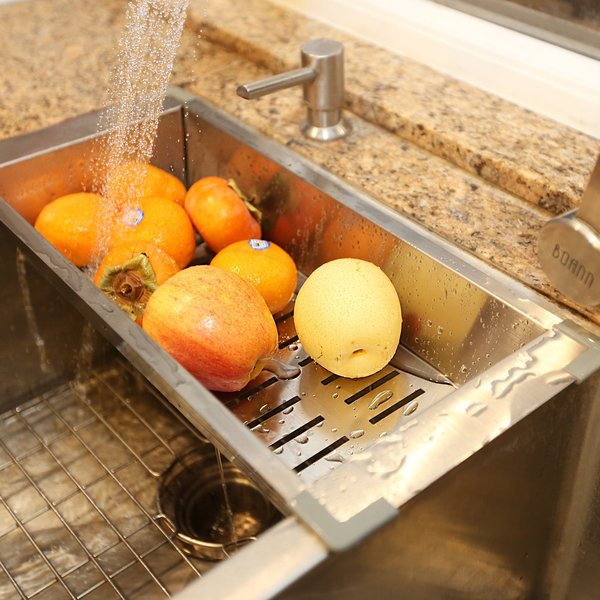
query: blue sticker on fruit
[
  {"left": 249, "top": 239, "right": 270, "bottom": 250},
  {"left": 122, "top": 208, "right": 144, "bottom": 227}
]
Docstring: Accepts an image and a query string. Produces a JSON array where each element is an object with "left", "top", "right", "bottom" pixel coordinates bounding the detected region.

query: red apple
[{"left": 142, "top": 265, "right": 278, "bottom": 392}]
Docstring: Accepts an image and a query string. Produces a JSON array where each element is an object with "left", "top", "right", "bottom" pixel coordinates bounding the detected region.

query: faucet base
[{"left": 301, "top": 117, "right": 352, "bottom": 141}]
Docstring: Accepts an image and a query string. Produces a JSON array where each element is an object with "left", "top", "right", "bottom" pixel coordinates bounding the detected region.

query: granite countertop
[{"left": 2, "top": 0, "right": 600, "bottom": 329}]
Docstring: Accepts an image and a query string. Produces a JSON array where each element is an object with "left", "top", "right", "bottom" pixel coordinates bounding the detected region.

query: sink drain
[{"left": 157, "top": 447, "right": 278, "bottom": 560}]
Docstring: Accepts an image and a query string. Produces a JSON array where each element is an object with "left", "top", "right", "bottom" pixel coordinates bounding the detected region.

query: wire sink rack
[{"left": 0, "top": 360, "right": 212, "bottom": 600}]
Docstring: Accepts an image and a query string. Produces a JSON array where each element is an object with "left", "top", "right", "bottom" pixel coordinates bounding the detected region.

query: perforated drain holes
[
  {"left": 269, "top": 416, "right": 325, "bottom": 451},
  {"left": 321, "top": 373, "right": 340, "bottom": 385},
  {"left": 298, "top": 356, "right": 315, "bottom": 367},
  {"left": 278, "top": 335, "right": 299, "bottom": 349},
  {"left": 157, "top": 448, "right": 278, "bottom": 561},
  {"left": 228, "top": 303, "right": 454, "bottom": 484},
  {"left": 344, "top": 371, "right": 401, "bottom": 405},
  {"left": 245, "top": 396, "right": 302, "bottom": 430},
  {"left": 293, "top": 436, "right": 349, "bottom": 473},
  {"left": 232, "top": 377, "right": 278, "bottom": 403}
]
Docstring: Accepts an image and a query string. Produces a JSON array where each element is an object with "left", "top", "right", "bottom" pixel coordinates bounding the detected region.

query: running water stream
[
  {"left": 215, "top": 449, "right": 239, "bottom": 550},
  {"left": 94, "top": 0, "right": 241, "bottom": 553},
  {"left": 88, "top": 0, "right": 245, "bottom": 551},
  {"left": 91, "top": 0, "right": 191, "bottom": 262}
]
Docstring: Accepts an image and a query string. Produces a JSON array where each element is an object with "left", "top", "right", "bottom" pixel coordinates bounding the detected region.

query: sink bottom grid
[{"left": 0, "top": 361, "right": 211, "bottom": 600}]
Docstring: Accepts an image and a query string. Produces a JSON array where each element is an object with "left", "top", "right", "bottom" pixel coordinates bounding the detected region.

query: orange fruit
[
  {"left": 184, "top": 176, "right": 261, "bottom": 253},
  {"left": 34, "top": 192, "right": 105, "bottom": 267},
  {"left": 93, "top": 241, "right": 180, "bottom": 287},
  {"left": 106, "top": 162, "right": 186, "bottom": 207},
  {"left": 210, "top": 239, "right": 297, "bottom": 314},
  {"left": 111, "top": 196, "right": 196, "bottom": 268}
]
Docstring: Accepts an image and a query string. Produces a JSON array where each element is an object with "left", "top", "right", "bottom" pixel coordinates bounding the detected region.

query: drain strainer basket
[{"left": 157, "top": 447, "right": 279, "bottom": 561}]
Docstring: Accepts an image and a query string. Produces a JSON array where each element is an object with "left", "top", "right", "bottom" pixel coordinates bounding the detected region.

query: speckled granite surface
[
  {"left": 1, "top": 0, "right": 600, "bottom": 328},
  {"left": 191, "top": 0, "right": 600, "bottom": 215}
]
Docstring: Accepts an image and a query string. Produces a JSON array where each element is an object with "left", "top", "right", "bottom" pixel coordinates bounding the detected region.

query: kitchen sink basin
[{"left": 2, "top": 87, "right": 600, "bottom": 599}]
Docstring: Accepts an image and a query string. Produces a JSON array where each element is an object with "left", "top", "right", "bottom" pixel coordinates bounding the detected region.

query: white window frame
[{"left": 269, "top": 0, "right": 600, "bottom": 138}]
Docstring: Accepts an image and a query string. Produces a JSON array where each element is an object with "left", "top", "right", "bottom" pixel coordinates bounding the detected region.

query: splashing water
[
  {"left": 90, "top": 0, "right": 191, "bottom": 263},
  {"left": 214, "top": 449, "right": 238, "bottom": 547}
]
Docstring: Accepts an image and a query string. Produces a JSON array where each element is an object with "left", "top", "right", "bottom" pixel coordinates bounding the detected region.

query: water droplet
[
  {"left": 544, "top": 371, "right": 575, "bottom": 386},
  {"left": 288, "top": 343, "right": 299, "bottom": 352},
  {"left": 466, "top": 403, "right": 487, "bottom": 417},
  {"left": 473, "top": 377, "right": 482, "bottom": 389},
  {"left": 274, "top": 447, "right": 283, "bottom": 455},
  {"left": 426, "top": 319, "right": 433, "bottom": 327},
  {"left": 325, "top": 452, "right": 345, "bottom": 463},
  {"left": 459, "top": 364, "right": 467, "bottom": 374},
  {"left": 282, "top": 406, "right": 294, "bottom": 415},
  {"left": 259, "top": 404, "right": 269, "bottom": 414},
  {"left": 437, "top": 325, "right": 444, "bottom": 335},
  {"left": 368, "top": 390, "right": 393, "bottom": 410},
  {"left": 349, "top": 429, "right": 365, "bottom": 439},
  {"left": 367, "top": 454, "right": 406, "bottom": 477},
  {"left": 398, "top": 419, "right": 419, "bottom": 432},
  {"left": 295, "top": 433, "right": 309, "bottom": 444},
  {"left": 494, "top": 371, "right": 536, "bottom": 399},
  {"left": 331, "top": 427, "right": 338, "bottom": 433},
  {"left": 403, "top": 400, "right": 418, "bottom": 416},
  {"left": 332, "top": 392, "right": 339, "bottom": 399}
]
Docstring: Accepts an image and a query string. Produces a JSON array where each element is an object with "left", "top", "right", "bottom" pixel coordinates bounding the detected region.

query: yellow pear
[{"left": 294, "top": 258, "right": 402, "bottom": 378}]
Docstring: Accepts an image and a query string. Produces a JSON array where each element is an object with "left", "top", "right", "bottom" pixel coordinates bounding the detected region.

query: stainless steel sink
[{"left": 2, "top": 86, "right": 600, "bottom": 599}]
